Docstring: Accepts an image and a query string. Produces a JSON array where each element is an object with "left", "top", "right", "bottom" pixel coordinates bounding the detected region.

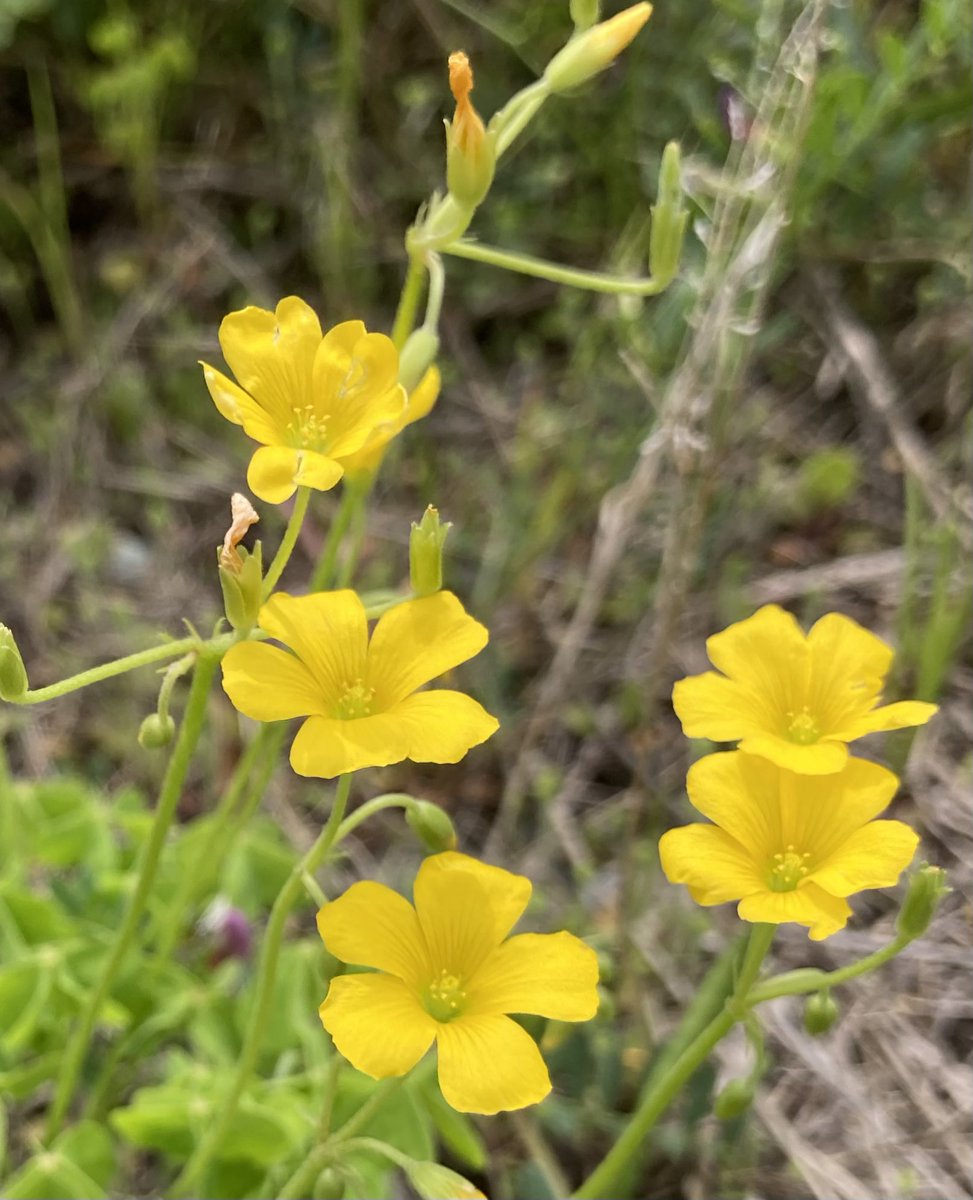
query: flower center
[
  {"left": 286, "top": 405, "right": 330, "bottom": 453},
  {"left": 767, "top": 845, "right": 811, "bottom": 892},
  {"left": 332, "top": 678, "right": 375, "bottom": 720},
  {"left": 785, "top": 706, "right": 820, "bottom": 745},
  {"left": 423, "top": 968, "right": 467, "bottom": 1023}
]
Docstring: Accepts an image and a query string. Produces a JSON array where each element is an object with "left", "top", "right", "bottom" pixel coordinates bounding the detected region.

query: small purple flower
[{"left": 198, "top": 897, "right": 252, "bottom": 966}]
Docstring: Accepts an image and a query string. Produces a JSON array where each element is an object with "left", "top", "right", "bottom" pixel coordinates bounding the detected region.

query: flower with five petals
[
  {"left": 317, "top": 852, "right": 599, "bottom": 1113},
  {"left": 220, "top": 589, "right": 498, "bottom": 778},
  {"left": 672, "top": 605, "right": 937, "bottom": 775}
]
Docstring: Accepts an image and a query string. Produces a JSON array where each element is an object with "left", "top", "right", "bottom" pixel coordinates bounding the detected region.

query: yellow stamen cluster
[
  {"left": 768, "top": 846, "right": 811, "bottom": 892},
  {"left": 285, "top": 405, "right": 330, "bottom": 453},
  {"left": 424, "top": 968, "right": 468, "bottom": 1023},
  {"left": 332, "top": 678, "right": 375, "bottom": 720},
  {"left": 786, "top": 706, "right": 820, "bottom": 745}
]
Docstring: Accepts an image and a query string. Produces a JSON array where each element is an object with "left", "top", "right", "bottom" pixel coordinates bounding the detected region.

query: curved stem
[
  {"left": 310, "top": 489, "right": 359, "bottom": 592},
  {"left": 262, "top": 486, "right": 311, "bottom": 597},
  {"left": 332, "top": 792, "right": 415, "bottom": 844},
  {"left": 423, "top": 253, "right": 445, "bottom": 332},
  {"left": 171, "top": 774, "right": 354, "bottom": 1197},
  {"left": 493, "top": 78, "right": 551, "bottom": 157},
  {"left": 45, "top": 654, "right": 218, "bottom": 1139},
  {"left": 443, "top": 239, "right": 669, "bottom": 295},
  {"left": 747, "top": 931, "right": 911, "bottom": 1005},
  {"left": 573, "top": 924, "right": 775, "bottom": 1200}
]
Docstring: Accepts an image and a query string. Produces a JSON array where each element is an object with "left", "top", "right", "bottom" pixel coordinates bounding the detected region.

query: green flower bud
[
  {"left": 410, "top": 507, "right": 451, "bottom": 597},
  {"left": 570, "top": 0, "right": 601, "bottom": 32},
  {"left": 406, "top": 1160, "right": 485, "bottom": 1200},
  {"left": 544, "top": 3, "right": 652, "bottom": 93},
  {"left": 138, "top": 712, "right": 176, "bottom": 749},
  {"left": 803, "top": 991, "right": 839, "bottom": 1036},
  {"left": 406, "top": 799, "right": 458, "bottom": 853},
  {"left": 312, "top": 1166, "right": 345, "bottom": 1200},
  {"left": 713, "top": 1077, "right": 755, "bottom": 1120},
  {"left": 0, "top": 625, "right": 29, "bottom": 702},
  {"left": 399, "top": 328, "right": 441, "bottom": 393},
  {"left": 897, "top": 863, "right": 950, "bottom": 940},
  {"left": 218, "top": 541, "right": 263, "bottom": 633},
  {"left": 649, "top": 141, "right": 688, "bottom": 288}
]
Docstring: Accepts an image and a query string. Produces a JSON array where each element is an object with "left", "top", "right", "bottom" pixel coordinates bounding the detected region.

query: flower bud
[
  {"left": 218, "top": 541, "right": 263, "bottom": 633},
  {"left": 897, "top": 863, "right": 950, "bottom": 940},
  {"left": 445, "top": 51, "right": 497, "bottom": 209},
  {"left": 713, "top": 1077, "right": 755, "bottom": 1120},
  {"left": 803, "top": 991, "right": 839, "bottom": 1036},
  {"left": 198, "top": 896, "right": 253, "bottom": 966},
  {"left": 399, "top": 328, "right": 441, "bottom": 393},
  {"left": 544, "top": 3, "right": 652, "bottom": 93},
  {"left": 406, "top": 1160, "right": 485, "bottom": 1200},
  {"left": 406, "top": 799, "right": 458, "bottom": 853},
  {"left": 138, "top": 712, "right": 175, "bottom": 749},
  {"left": 570, "top": 0, "right": 601, "bottom": 32},
  {"left": 649, "top": 141, "right": 688, "bottom": 288},
  {"left": 410, "top": 506, "right": 451, "bottom": 597},
  {"left": 312, "top": 1166, "right": 346, "bottom": 1200},
  {"left": 0, "top": 625, "right": 29, "bottom": 702}
]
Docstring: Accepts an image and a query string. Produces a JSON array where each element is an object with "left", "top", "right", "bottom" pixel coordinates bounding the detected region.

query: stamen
[
  {"left": 767, "top": 848, "right": 810, "bottom": 892},
  {"left": 332, "top": 677, "right": 375, "bottom": 720},
  {"left": 423, "top": 967, "right": 468, "bottom": 1023},
  {"left": 786, "top": 705, "right": 820, "bottom": 745}
]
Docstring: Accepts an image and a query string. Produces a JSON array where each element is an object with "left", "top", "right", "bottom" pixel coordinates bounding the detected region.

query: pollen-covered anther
[
  {"left": 768, "top": 847, "right": 811, "bottom": 892},
  {"left": 424, "top": 968, "right": 468, "bottom": 1023},
  {"left": 286, "top": 405, "right": 330, "bottom": 452},
  {"left": 786, "top": 706, "right": 820, "bottom": 745},
  {"left": 333, "top": 677, "right": 375, "bottom": 720}
]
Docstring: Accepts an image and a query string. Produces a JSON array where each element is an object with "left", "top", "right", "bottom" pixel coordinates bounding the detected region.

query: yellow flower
[
  {"left": 340, "top": 365, "right": 441, "bottom": 480},
  {"left": 220, "top": 589, "right": 498, "bottom": 778},
  {"left": 201, "top": 296, "right": 406, "bottom": 504},
  {"left": 316, "top": 852, "right": 599, "bottom": 1113},
  {"left": 672, "top": 605, "right": 937, "bottom": 774},
  {"left": 659, "top": 751, "right": 920, "bottom": 940}
]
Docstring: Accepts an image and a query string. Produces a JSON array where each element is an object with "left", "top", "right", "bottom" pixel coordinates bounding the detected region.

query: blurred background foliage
[{"left": 0, "top": 0, "right": 970, "bottom": 1197}]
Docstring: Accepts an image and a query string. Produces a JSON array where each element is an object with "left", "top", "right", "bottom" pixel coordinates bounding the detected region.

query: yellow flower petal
[
  {"left": 416, "top": 853, "right": 532, "bottom": 944},
  {"left": 259, "top": 590, "right": 368, "bottom": 704},
  {"left": 672, "top": 672, "right": 768, "bottom": 741},
  {"left": 247, "top": 445, "right": 343, "bottom": 504},
  {"left": 315, "top": 325, "right": 405, "bottom": 457},
  {"left": 829, "top": 699, "right": 939, "bottom": 741},
  {"left": 806, "top": 612, "right": 891, "bottom": 731},
  {"left": 413, "top": 861, "right": 502, "bottom": 981},
  {"left": 316, "top": 881, "right": 428, "bottom": 986},
  {"left": 200, "top": 362, "right": 281, "bottom": 444},
  {"left": 289, "top": 713, "right": 410, "bottom": 778},
  {"left": 338, "top": 365, "right": 441, "bottom": 479},
  {"left": 809, "top": 820, "right": 919, "bottom": 897},
  {"left": 465, "top": 931, "right": 599, "bottom": 1021},
  {"left": 737, "top": 883, "right": 852, "bottom": 940},
  {"left": 319, "top": 973, "right": 436, "bottom": 1078},
  {"left": 220, "top": 642, "right": 325, "bottom": 721},
  {"left": 658, "top": 823, "right": 765, "bottom": 904},
  {"left": 388, "top": 691, "right": 499, "bottom": 763},
  {"left": 404, "top": 365, "right": 441, "bottom": 426},
  {"left": 219, "top": 297, "right": 322, "bottom": 428},
  {"left": 705, "top": 604, "right": 810, "bottom": 709},
  {"left": 685, "top": 752, "right": 780, "bottom": 860},
  {"left": 777, "top": 756, "right": 899, "bottom": 861},
  {"left": 435, "top": 1014, "right": 551, "bottom": 1114},
  {"left": 368, "top": 592, "right": 489, "bottom": 708},
  {"left": 737, "top": 732, "right": 849, "bottom": 775}
]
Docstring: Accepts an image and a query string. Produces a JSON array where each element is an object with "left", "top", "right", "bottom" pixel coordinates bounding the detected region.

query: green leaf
[
  {"left": 0, "top": 957, "right": 51, "bottom": 1053},
  {"left": 418, "top": 1076, "right": 487, "bottom": 1170},
  {"left": 2, "top": 1152, "right": 107, "bottom": 1199},
  {"left": 51, "top": 1120, "right": 116, "bottom": 1191}
]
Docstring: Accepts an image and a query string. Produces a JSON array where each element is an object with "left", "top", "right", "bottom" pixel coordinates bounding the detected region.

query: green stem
[
  {"left": 263, "top": 486, "right": 311, "bottom": 597},
  {"left": 423, "top": 253, "right": 445, "bottom": 332},
  {"left": 493, "top": 78, "right": 552, "bottom": 157},
  {"left": 16, "top": 634, "right": 202, "bottom": 705},
  {"left": 747, "top": 932, "right": 911, "bottom": 1005},
  {"left": 332, "top": 792, "right": 415, "bottom": 843},
  {"left": 171, "top": 774, "right": 355, "bottom": 1197},
  {"left": 390, "top": 256, "right": 426, "bottom": 350},
  {"left": 337, "top": 487, "right": 369, "bottom": 588},
  {"left": 443, "top": 239, "right": 669, "bottom": 295},
  {"left": 310, "top": 489, "right": 359, "bottom": 591},
  {"left": 45, "top": 654, "right": 218, "bottom": 1139},
  {"left": 573, "top": 925, "right": 775, "bottom": 1200}
]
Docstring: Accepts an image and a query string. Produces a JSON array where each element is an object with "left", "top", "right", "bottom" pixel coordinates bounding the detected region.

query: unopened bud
[
  {"left": 406, "top": 1160, "right": 486, "bottom": 1200},
  {"left": 138, "top": 712, "right": 175, "bottom": 749},
  {"left": 570, "top": 0, "right": 601, "bottom": 32},
  {"left": 399, "top": 328, "right": 441, "bottom": 392},
  {"left": 0, "top": 625, "right": 29, "bottom": 702},
  {"left": 649, "top": 141, "right": 688, "bottom": 287},
  {"left": 897, "top": 863, "right": 950, "bottom": 940},
  {"left": 312, "top": 1166, "right": 346, "bottom": 1200},
  {"left": 218, "top": 541, "right": 263, "bottom": 633},
  {"left": 406, "top": 799, "right": 457, "bottom": 853},
  {"left": 803, "top": 991, "right": 839, "bottom": 1036},
  {"left": 713, "top": 1077, "right": 755, "bottom": 1120},
  {"left": 544, "top": 3, "right": 652, "bottom": 93},
  {"left": 445, "top": 52, "right": 497, "bottom": 209},
  {"left": 410, "top": 506, "right": 451, "bottom": 597},
  {"left": 198, "top": 896, "right": 253, "bottom": 966}
]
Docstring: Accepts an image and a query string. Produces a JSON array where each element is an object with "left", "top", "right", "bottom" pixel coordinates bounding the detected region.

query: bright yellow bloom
[
  {"left": 317, "top": 852, "right": 599, "bottom": 1113},
  {"left": 672, "top": 605, "right": 937, "bottom": 774},
  {"left": 201, "top": 296, "right": 406, "bottom": 504},
  {"left": 220, "top": 589, "right": 498, "bottom": 778},
  {"left": 659, "top": 751, "right": 919, "bottom": 940},
  {"left": 341, "top": 365, "right": 441, "bottom": 480}
]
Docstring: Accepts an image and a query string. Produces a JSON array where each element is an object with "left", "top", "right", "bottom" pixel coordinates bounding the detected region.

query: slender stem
[
  {"left": 332, "top": 792, "right": 415, "bottom": 843},
  {"left": 423, "top": 253, "right": 445, "bottom": 332},
  {"left": 263, "top": 486, "right": 311, "bottom": 597},
  {"left": 390, "top": 256, "right": 426, "bottom": 350},
  {"left": 443, "top": 239, "right": 669, "bottom": 295},
  {"left": 318, "top": 1056, "right": 342, "bottom": 1138},
  {"left": 493, "top": 78, "right": 552, "bottom": 157},
  {"left": 337, "top": 488, "right": 369, "bottom": 588},
  {"left": 171, "top": 774, "right": 354, "bottom": 1197},
  {"left": 310, "top": 489, "right": 359, "bottom": 591},
  {"left": 45, "top": 655, "right": 218, "bottom": 1139},
  {"left": 573, "top": 925, "right": 775, "bottom": 1200},
  {"left": 331, "top": 1077, "right": 404, "bottom": 1143},
  {"left": 340, "top": 1135, "right": 412, "bottom": 1168},
  {"left": 155, "top": 654, "right": 194, "bottom": 724},
  {"left": 748, "top": 932, "right": 911, "bottom": 1005}
]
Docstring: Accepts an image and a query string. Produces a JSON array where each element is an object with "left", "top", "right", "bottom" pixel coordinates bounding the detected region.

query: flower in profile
[
  {"left": 659, "top": 752, "right": 919, "bottom": 940},
  {"left": 340, "top": 365, "right": 441, "bottom": 480},
  {"left": 317, "top": 852, "right": 599, "bottom": 1113},
  {"left": 220, "top": 589, "right": 498, "bottom": 778},
  {"left": 201, "top": 296, "right": 406, "bottom": 504},
  {"left": 672, "top": 605, "right": 937, "bottom": 774}
]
